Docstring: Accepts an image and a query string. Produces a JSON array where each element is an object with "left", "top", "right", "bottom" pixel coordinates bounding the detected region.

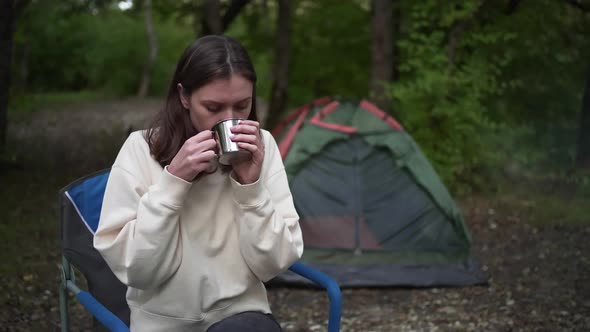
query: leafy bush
[
  {"left": 227, "top": 0, "right": 371, "bottom": 107},
  {"left": 83, "top": 12, "right": 147, "bottom": 95},
  {"left": 13, "top": 3, "right": 192, "bottom": 97},
  {"left": 390, "top": 1, "right": 515, "bottom": 194}
]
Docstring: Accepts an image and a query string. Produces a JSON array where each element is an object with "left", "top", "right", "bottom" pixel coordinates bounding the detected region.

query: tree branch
[
  {"left": 576, "top": 65, "right": 590, "bottom": 168},
  {"left": 563, "top": 0, "right": 590, "bottom": 13},
  {"left": 14, "top": 0, "right": 31, "bottom": 16},
  {"left": 505, "top": 0, "right": 523, "bottom": 15},
  {"left": 202, "top": 0, "right": 222, "bottom": 35},
  {"left": 222, "top": 0, "right": 251, "bottom": 31},
  {"left": 447, "top": 0, "right": 487, "bottom": 70}
]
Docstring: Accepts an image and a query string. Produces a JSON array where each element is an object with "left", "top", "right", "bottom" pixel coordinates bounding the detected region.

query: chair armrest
[
  {"left": 288, "top": 262, "right": 342, "bottom": 332},
  {"left": 76, "top": 290, "right": 130, "bottom": 332}
]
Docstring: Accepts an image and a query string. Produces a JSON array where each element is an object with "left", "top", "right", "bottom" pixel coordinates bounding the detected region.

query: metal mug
[{"left": 212, "top": 118, "right": 252, "bottom": 165}]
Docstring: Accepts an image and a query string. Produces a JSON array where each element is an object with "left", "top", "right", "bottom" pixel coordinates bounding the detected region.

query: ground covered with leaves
[{"left": 1, "top": 99, "right": 588, "bottom": 331}]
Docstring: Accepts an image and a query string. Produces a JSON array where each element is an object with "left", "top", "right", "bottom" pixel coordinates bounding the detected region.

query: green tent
[{"left": 271, "top": 97, "right": 486, "bottom": 287}]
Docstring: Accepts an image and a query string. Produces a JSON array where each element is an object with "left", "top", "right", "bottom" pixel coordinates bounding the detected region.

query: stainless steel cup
[{"left": 212, "top": 118, "right": 252, "bottom": 165}]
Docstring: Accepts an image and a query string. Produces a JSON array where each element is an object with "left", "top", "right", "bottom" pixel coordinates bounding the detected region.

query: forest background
[{"left": 1, "top": 0, "right": 589, "bottom": 331}]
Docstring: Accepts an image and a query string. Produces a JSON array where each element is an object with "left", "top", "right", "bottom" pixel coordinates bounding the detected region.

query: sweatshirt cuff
[
  {"left": 230, "top": 173, "right": 268, "bottom": 207},
  {"left": 156, "top": 166, "right": 193, "bottom": 207}
]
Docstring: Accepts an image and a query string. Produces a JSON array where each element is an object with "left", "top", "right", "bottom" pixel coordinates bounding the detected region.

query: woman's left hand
[{"left": 230, "top": 120, "right": 265, "bottom": 184}]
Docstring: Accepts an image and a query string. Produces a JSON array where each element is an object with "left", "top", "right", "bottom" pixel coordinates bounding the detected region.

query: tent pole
[{"left": 352, "top": 138, "right": 363, "bottom": 255}]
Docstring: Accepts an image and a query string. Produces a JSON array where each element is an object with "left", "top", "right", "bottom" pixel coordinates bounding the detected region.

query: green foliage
[
  {"left": 83, "top": 11, "right": 147, "bottom": 95},
  {"left": 8, "top": 0, "right": 590, "bottom": 194},
  {"left": 490, "top": 1, "right": 589, "bottom": 123},
  {"left": 224, "top": 2, "right": 276, "bottom": 103},
  {"left": 483, "top": 1, "right": 590, "bottom": 172},
  {"left": 151, "top": 20, "right": 194, "bottom": 95},
  {"left": 390, "top": 0, "right": 590, "bottom": 193},
  {"left": 8, "top": 91, "right": 106, "bottom": 117},
  {"left": 289, "top": 0, "right": 370, "bottom": 106},
  {"left": 391, "top": 0, "right": 510, "bottom": 193},
  {"left": 494, "top": 169, "right": 590, "bottom": 226},
  {"left": 227, "top": 0, "right": 371, "bottom": 107},
  {"left": 14, "top": 3, "right": 96, "bottom": 91},
  {"left": 13, "top": 1, "right": 192, "bottom": 97}
]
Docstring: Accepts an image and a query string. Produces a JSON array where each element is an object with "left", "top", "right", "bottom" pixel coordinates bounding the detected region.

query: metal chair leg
[
  {"left": 59, "top": 280, "right": 69, "bottom": 332},
  {"left": 60, "top": 256, "right": 74, "bottom": 332}
]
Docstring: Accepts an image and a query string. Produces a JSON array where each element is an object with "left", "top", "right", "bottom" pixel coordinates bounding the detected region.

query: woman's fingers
[
  {"left": 237, "top": 120, "right": 260, "bottom": 129},
  {"left": 228, "top": 121, "right": 264, "bottom": 184},
  {"left": 188, "top": 149, "right": 216, "bottom": 163},
  {"left": 188, "top": 130, "right": 215, "bottom": 144},
  {"left": 230, "top": 121, "right": 260, "bottom": 136},
  {"left": 169, "top": 131, "right": 220, "bottom": 181},
  {"left": 236, "top": 142, "right": 259, "bottom": 154},
  {"left": 196, "top": 138, "right": 217, "bottom": 153},
  {"left": 230, "top": 130, "right": 264, "bottom": 157},
  {"left": 230, "top": 133, "right": 257, "bottom": 144},
  {"left": 230, "top": 121, "right": 261, "bottom": 149},
  {"left": 184, "top": 131, "right": 216, "bottom": 154}
]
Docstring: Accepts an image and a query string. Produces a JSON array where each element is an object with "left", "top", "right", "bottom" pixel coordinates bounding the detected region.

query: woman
[{"left": 94, "top": 35, "right": 303, "bottom": 332}]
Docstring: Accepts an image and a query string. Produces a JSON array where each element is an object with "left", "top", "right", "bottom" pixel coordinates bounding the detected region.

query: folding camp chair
[{"left": 59, "top": 169, "right": 342, "bottom": 332}]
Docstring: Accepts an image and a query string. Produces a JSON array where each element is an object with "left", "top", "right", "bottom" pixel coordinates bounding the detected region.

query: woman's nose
[
  {"left": 217, "top": 109, "right": 232, "bottom": 120},
  {"left": 224, "top": 109, "right": 240, "bottom": 119}
]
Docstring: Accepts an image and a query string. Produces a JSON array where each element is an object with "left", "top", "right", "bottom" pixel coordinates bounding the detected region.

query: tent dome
[{"left": 270, "top": 97, "right": 486, "bottom": 287}]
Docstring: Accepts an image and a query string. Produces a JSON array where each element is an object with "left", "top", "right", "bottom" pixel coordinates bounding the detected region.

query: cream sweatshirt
[{"left": 93, "top": 130, "right": 303, "bottom": 332}]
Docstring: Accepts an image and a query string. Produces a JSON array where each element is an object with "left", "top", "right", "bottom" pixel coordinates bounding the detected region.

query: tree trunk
[
  {"left": 201, "top": 0, "right": 223, "bottom": 36},
  {"left": 137, "top": 0, "right": 158, "bottom": 98},
  {"left": 0, "top": 0, "right": 15, "bottom": 156},
  {"left": 222, "top": 0, "right": 251, "bottom": 31},
  {"left": 391, "top": 0, "right": 400, "bottom": 82},
  {"left": 505, "top": 0, "right": 523, "bottom": 15},
  {"left": 17, "top": 42, "right": 29, "bottom": 92},
  {"left": 265, "top": 0, "right": 292, "bottom": 130},
  {"left": 576, "top": 67, "right": 590, "bottom": 169},
  {"left": 447, "top": 0, "right": 485, "bottom": 73},
  {"left": 199, "top": 0, "right": 251, "bottom": 37},
  {"left": 370, "top": 0, "right": 393, "bottom": 113},
  {"left": 447, "top": 20, "right": 468, "bottom": 72}
]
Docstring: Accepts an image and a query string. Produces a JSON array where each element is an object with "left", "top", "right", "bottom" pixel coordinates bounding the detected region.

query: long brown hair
[{"left": 145, "top": 35, "right": 258, "bottom": 167}]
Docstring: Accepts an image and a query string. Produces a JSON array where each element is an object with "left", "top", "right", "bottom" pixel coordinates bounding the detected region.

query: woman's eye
[{"left": 206, "top": 106, "right": 221, "bottom": 112}]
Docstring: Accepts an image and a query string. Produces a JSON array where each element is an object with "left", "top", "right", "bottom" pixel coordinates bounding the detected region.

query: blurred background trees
[{"left": 2, "top": 0, "right": 590, "bottom": 192}]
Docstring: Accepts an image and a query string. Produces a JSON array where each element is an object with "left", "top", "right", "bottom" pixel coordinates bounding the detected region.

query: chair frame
[{"left": 58, "top": 171, "right": 342, "bottom": 332}]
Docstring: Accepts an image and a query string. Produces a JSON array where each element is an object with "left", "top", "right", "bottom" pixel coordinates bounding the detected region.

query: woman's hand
[
  {"left": 230, "top": 120, "right": 264, "bottom": 184},
  {"left": 167, "top": 130, "right": 217, "bottom": 182}
]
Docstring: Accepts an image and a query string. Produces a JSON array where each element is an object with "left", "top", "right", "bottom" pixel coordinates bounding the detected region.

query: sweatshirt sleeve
[
  {"left": 93, "top": 133, "right": 192, "bottom": 290},
  {"left": 230, "top": 131, "right": 304, "bottom": 282}
]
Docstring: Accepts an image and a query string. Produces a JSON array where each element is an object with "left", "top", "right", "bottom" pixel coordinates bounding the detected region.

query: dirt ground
[{"left": 1, "top": 98, "right": 589, "bottom": 331}]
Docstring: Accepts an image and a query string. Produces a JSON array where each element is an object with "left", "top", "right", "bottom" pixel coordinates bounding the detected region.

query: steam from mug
[{"left": 212, "top": 118, "right": 252, "bottom": 165}]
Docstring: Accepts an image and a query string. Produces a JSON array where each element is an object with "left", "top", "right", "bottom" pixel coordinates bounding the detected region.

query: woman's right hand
[{"left": 167, "top": 130, "right": 217, "bottom": 182}]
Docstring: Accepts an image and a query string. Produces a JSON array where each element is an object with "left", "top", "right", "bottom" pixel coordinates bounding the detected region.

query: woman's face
[{"left": 179, "top": 74, "right": 253, "bottom": 132}]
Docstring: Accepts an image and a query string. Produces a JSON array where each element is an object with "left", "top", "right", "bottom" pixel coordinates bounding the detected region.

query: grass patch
[
  {"left": 1, "top": 123, "right": 125, "bottom": 277},
  {"left": 8, "top": 90, "right": 110, "bottom": 119},
  {"left": 499, "top": 193, "right": 589, "bottom": 226},
  {"left": 493, "top": 175, "right": 590, "bottom": 226},
  {"left": 0, "top": 169, "right": 65, "bottom": 276}
]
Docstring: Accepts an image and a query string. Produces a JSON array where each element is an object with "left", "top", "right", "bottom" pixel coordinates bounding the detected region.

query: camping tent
[{"left": 270, "top": 97, "right": 486, "bottom": 287}]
